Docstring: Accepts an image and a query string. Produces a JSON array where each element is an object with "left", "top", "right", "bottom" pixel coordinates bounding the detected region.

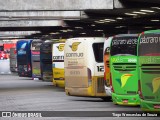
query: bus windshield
[
  {"left": 17, "top": 42, "right": 28, "bottom": 64},
  {"left": 0, "top": 46, "right": 4, "bottom": 51},
  {"left": 110, "top": 37, "right": 138, "bottom": 56},
  {"left": 93, "top": 43, "right": 104, "bottom": 62},
  {"left": 139, "top": 34, "right": 160, "bottom": 56},
  {"left": 31, "top": 41, "right": 42, "bottom": 51}
]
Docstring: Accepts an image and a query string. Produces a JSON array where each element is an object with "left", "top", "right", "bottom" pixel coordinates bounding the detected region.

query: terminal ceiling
[{"left": 0, "top": 0, "right": 160, "bottom": 40}]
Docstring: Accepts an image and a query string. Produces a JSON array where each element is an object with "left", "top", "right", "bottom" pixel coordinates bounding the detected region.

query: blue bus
[
  {"left": 40, "top": 40, "right": 53, "bottom": 81},
  {"left": 16, "top": 40, "right": 32, "bottom": 77},
  {"left": 31, "top": 39, "right": 43, "bottom": 79}
]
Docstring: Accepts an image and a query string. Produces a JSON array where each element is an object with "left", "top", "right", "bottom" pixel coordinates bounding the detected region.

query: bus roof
[
  {"left": 67, "top": 37, "right": 105, "bottom": 42},
  {"left": 142, "top": 29, "right": 160, "bottom": 34},
  {"left": 113, "top": 34, "right": 139, "bottom": 38}
]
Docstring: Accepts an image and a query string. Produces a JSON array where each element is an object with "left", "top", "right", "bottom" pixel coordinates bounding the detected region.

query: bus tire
[{"left": 101, "top": 96, "right": 111, "bottom": 102}]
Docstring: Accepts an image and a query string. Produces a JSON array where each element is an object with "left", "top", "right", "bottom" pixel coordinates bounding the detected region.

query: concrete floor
[{"left": 0, "top": 74, "right": 158, "bottom": 120}]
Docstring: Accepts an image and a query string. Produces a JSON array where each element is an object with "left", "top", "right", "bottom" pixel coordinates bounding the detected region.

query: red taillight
[
  {"left": 110, "top": 73, "right": 114, "bottom": 93},
  {"left": 87, "top": 68, "right": 92, "bottom": 80},
  {"left": 138, "top": 80, "right": 144, "bottom": 99},
  {"left": 28, "top": 64, "right": 31, "bottom": 71},
  {"left": 87, "top": 68, "right": 92, "bottom": 86},
  {"left": 14, "top": 50, "right": 17, "bottom": 54}
]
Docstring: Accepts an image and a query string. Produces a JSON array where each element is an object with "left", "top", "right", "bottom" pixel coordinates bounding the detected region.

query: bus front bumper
[
  {"left": 53, "top": 80, "right": 65, "bottom": 88},
  {"left": 65, "top": 87, "right": 107, "bottom": 97},
  {"left": 112, "top": 93, "right": 140, "bottom": 106},
  {"left": 42, "top": 72, "right": 53, "bottom": 82},
  {"left": 140, "top": 99, "right": 160, "bottom": 112}
]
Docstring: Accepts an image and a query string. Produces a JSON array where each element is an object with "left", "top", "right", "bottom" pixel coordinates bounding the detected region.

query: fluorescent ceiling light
[
  {"left": 115, "top": 26, "right": 126, "bottom": 28},
  {"left": 104, "top": 19, "right": 116, "bottom": 21},
  {"left": 67, "top": 29, "right": 73, "bottom": 32},
  {"left": 151, "top": 7, "right": 160, "bottom": 9},
  {"left": 94, "top": 30, "right": 103, "bottom": 32},
  {"left": 140, "top": 10, "right": 155, "bottom": 12},
  {"left": 133, "top": 11, "right": 147, "bottom": 14},
  {"left": 151, "top": 20, "right": 159, "bottom": 22},
  {"left": 75, "top": 27, "right": 83, "bottom": 29},
  {"left": 125, "top": 13, "right": 137, "bottom": 15},
  {"left": 116, "top": 17, "right": 123, "bottom": 20},
  {"left": 99, "top": 20, "right": 106, "bottom": 22},
  {"left": 60, "top": 30, "right": 68, "bottom": 32},
  {"left": 80, "top": 33, "right": 86, "bottom": 34},
  {"left": 99, "top": 19, "right": 116, "bottom": 22},
  {"left": 151, "top": 7, "right": 160, "bottom": 10},
  {"left": 50, "top": 32, "right": 60, "bottom": 35},
  {"left": 95, "top": 21, "right": 105, "bottom": 24},
  {"left": 91, "top": 24, "right": 95, "bottom": 26}
]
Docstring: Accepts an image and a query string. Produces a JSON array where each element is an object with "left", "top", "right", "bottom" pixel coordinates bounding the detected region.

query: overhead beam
[
  {"left": 0, "top": 0, "right": 113, "bottom": 10},
  {"left": 0, "top": 20, "right": 64, "bottom": 27},
  {"left": 0, "top": 11, "right": 87, "bottom": 20},
  {"left": 0, "top": 31, "right": 41, "bottom": 36}
]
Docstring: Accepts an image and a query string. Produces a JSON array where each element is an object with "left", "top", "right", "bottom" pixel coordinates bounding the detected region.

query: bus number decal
[
  {"left": 112, "top": 57, "right": 123, "bottom": 62},
  {"left": 141, "top": 57, "right": 157, "bottom": 63},
  {"left": 97, "top": 66, "right": 104, "bottom": 72},
  {"left": 128, "top": 59, "right": 136, "bottom": 62}
]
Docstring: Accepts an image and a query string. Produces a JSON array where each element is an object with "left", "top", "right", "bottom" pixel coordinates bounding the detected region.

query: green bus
[
  {"left": 110, "top": 34, "right": 140, "bottom": 105},
  {"left": 138, "top": 30, "right": 160, "bottom": 112}
]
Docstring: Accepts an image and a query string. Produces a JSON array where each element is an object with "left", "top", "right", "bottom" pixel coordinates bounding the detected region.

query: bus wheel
[{"left": 101, "top": 97, "right": 111, "bottom": 102}]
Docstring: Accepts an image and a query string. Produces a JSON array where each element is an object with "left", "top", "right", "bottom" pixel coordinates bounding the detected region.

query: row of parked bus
[{"left": 10, "top": 29, "right": 160, "bottom": 112}]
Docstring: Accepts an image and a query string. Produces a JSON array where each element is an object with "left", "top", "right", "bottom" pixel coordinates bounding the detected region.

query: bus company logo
[
  {"left": 106, "top": 47, "right": 110, "bottom": 53},
  {"left": 104, "top": 47, "right": 110, "bottom": 54},
  {"left": 146, "top": 77, "right": 160, "bottom": 94},
  {"left": 57, "top": 44, "right": 65, "bottom": 52},
  {"left": 116, "top": 74, "right": 133, "bottom": 88},
  {"left": 18, "top": 43, "right": 27, "bottom": 55},
  {"left": 69, "top": 42, "right": 81, "bottom": 51}
]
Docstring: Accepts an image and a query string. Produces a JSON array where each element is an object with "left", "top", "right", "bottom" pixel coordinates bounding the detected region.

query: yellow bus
[
  {"left": 64, "top": 37, "right": 109, "bottom": 98},
  {"left": 52, "top": 41, "right": 65, "bottom": 87}
]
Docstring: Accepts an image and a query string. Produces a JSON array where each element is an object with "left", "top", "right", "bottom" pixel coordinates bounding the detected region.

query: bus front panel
[
  {"left": 138, "top": 32, "right": 160, "bottom": 111},
  {"left": 52, "top": 43, "right": 65, "bottom": 87},
  {"left": 110, "top": 35, "right": 140, "bottom": 105}
]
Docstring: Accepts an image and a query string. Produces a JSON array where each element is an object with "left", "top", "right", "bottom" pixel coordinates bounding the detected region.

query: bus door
[{"left": 93, "top": 42, "right": 106, "bottom": 95}]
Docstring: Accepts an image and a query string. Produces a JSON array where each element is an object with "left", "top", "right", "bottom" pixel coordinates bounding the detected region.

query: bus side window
[{"left": 92, "top": 43, "right": 104, "bottom": 63}]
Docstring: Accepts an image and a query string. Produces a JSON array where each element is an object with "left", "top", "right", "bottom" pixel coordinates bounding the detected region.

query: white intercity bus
[{"left": 64, "top": 37, "right": 109, "bottom": 98}]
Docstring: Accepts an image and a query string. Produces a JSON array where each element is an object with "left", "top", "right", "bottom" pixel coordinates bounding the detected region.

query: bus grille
[
  {"left": 113, "top": 63, "right": 136, "bottom": 71},
  {"left": 97, "top": 77, "right": 105, "bottom": 93},
  {"left": 144, "top": 96, "right": 155, "bottom": 99},
  {"left": 141, "top": 64, "right": 160, "bottom": 72}
]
